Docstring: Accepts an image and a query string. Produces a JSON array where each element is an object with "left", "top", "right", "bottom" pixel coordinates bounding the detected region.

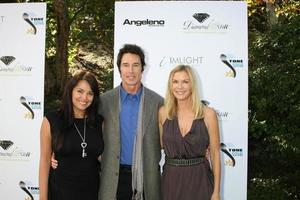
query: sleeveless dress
[
  {"left": 162, "top": 118, "right": 213, "bottom": 200},
  {"left": 46, "top": 111, "right": 104, "bottom": 200}
]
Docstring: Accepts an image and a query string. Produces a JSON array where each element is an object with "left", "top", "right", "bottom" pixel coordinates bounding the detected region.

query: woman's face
[
  {"left": 72, "top": 80, "right": 94, "bottom": 118},
  {"left": 172, "top": 71, "right": 192, "bottom": 102}
]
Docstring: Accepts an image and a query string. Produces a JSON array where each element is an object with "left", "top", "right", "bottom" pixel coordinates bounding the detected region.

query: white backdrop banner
[
  {"left": 0, "top": 3, "right": 46, "bottom": 200},
  {"left": 114, "top": 1, "right": 248, "bottom": 199}
]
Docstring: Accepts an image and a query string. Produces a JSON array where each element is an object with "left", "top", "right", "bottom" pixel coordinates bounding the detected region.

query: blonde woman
[{"left": 159, "top": 65, "right": 221, "bottom": 200}]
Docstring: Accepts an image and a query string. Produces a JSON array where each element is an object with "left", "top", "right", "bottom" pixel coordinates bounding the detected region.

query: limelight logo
[
  {"left": 160, "top": 56, "right": 203, "bottom": 68},
  {"left": 19, "top": 181, "right": 39, "bottom": 200},
  {"left": 221, "top": 143, "right": 243, "bottom": 167},
  {"left": 220, "top": 54, "right": 244, "bottom": 78},
  {"left": 0, "top": 140, "right": 14, "bottom": 150},
  {"left": 123, "top": 18, "right": 165, "bottom": 27},
  {"left": 20, "top": 96, "right": 42, "bottom": 119},
  {"left": 183, "top": 13, "right": 229, "bottom": 33},
  {"left": 23, "top": 12, "right": 44, "bottom": 34}
]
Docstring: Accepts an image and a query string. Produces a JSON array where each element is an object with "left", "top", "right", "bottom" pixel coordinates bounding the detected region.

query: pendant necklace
[{"left": 74, "top": 117, "right": 87, "bottom": 158}]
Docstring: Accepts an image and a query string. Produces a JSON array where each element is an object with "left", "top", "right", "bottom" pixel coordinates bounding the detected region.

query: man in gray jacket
[{"left": 98, "top": 44, "right": 163, "bottom": 200}]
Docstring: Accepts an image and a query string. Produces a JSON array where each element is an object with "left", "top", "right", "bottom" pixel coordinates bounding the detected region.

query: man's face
[{"left": 120, "top": 53, "right": 143, "bottom": 91}]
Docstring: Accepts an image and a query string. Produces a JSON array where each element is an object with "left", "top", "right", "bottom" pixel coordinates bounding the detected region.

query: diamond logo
[
  {"left": 0, "top": 56, "right": 16, "bottom": 65},
  {"left": 193, "top": 13, "right": 209, "bottom": 23},
  {"left": 0, "top": 140, "right": 14, "bottom": 150}
]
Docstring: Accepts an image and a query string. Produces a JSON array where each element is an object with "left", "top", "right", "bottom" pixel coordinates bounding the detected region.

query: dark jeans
[{"left": 117, "top": 165, "right": 133, "bottom": 200}]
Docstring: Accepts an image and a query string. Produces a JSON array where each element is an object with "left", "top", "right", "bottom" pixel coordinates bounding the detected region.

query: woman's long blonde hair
[{"left": 165, "top": 65, "right": 204, "bottom": 119}]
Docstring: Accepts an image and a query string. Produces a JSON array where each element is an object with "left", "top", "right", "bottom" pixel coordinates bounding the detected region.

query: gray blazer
[{"left": 98, "top": 86, "right": 163, "bottom": 200}]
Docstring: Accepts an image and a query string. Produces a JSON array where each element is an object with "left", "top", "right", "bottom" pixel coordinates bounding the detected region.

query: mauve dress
[{"left": 162, "top": 118, "right": 214, "bottom": 200}]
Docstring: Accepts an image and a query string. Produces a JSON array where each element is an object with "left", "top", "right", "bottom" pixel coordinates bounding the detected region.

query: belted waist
[
  {"left": 119, "top": 164, "right": 132, "bottom": 173},
  {"left": 165, "top": 156, "right": 205, "bottom": 167}
]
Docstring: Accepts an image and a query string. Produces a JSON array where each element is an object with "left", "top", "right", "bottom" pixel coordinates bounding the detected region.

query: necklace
[{"left": 74, "top": 117, "right": 87, "bottom": 158}]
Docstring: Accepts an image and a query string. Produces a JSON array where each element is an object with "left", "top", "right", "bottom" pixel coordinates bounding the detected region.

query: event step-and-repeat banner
[
  {"left": 0, "top": 3, "right": 46, "bottom": 200},
  {"left": 114, "top": 1, "right": 248, "bottom": 200}
]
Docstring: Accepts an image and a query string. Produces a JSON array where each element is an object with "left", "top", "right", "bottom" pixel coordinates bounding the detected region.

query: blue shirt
[{"left": 119, "top": 85, "right": 143, "bottom": 165}]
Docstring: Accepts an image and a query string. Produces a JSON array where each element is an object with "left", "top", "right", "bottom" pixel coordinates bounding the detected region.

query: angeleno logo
[{"left": 123, "top": 19, "right": 165, "bottom": 27}]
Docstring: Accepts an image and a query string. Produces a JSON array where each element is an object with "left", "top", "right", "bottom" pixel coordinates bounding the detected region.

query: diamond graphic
[
  {"left": 0, "top": 140, "right": 14, "bottom": 150},
  {"left": 0, "top": 56, "right": 16, "bottom": 65},
  {"left": 193, "top": 13, "right": 209, "bottom": 23}
]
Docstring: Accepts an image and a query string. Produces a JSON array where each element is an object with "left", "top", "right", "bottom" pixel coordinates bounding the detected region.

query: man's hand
[
  {"left": 51, "top": 153, "right": 58, "bottom": 169},
  {"left": 205, "top": 147, "right": 210, "bottom": 160}
]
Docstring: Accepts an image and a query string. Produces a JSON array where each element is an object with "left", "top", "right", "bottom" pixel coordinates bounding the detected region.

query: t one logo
[
  {"left": 19, "top": 181, "right": 34, "bottom": 200},
  {"left": 20, "top": 96, "right": 35, "bottom": 119},
  {"left": 23, "top": 13, "right": 37, "bottom": 34}
]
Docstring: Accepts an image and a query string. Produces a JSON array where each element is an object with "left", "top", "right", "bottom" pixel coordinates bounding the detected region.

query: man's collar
[{"left": 120, "top": 83, "right": 143, "bottom": 100}]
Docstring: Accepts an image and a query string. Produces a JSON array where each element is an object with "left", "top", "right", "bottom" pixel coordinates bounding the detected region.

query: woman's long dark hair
[{"left": 53, "top": 70, "right": 100, "bottom": 151}]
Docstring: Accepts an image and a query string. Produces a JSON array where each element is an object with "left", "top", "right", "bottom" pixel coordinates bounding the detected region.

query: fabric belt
[{"left": 165, "top": 156, "right": 205, "bottom": 167}]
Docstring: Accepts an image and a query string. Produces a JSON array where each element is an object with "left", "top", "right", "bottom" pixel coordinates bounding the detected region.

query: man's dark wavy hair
[{"left": 116, "top": 44, "right": 146, "bottom": 72}]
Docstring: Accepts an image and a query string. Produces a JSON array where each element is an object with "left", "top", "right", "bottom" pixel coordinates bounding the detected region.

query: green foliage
[
  {"left": 42, "top": 0, "right": 115, "bottom": 112},
  {"left": 67, "top": 0, "right": 114, "bottom": 48},
  {"left": 248, "top": 176, "right": 299, "bottom": 200},
  {"left": 248, "top": 1, "right": 300, "bottom": 199}
]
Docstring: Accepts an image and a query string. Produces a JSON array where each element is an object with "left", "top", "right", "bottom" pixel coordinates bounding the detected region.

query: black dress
[
  {"left": 162, "top": 118, "right": 214, "bottom": 200},
  {"left": 46, "top": 111, "right": 104, "bottom": 200}
]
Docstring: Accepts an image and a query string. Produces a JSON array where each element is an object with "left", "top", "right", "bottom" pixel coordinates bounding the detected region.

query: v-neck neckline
[{"left": 176, "top": 118, "right": 197, "bottom": 138}]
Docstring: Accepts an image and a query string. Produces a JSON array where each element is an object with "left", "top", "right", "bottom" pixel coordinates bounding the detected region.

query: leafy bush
[{"left": 248, "top": 2, "right": 300, "bottom": 199}]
